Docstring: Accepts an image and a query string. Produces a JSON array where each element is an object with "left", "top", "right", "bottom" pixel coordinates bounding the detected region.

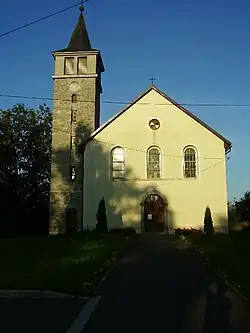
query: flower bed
[{"left": 178, "top": 231, "right": 250, "bottom": 302}]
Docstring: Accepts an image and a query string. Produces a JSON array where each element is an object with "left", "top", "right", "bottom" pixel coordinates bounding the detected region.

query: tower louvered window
[
  {"left": 77, "top": 57, "right": 87, "bottom": 74},
  {"left": 64, "top": 57, "right": 74, "bottom": 75}
]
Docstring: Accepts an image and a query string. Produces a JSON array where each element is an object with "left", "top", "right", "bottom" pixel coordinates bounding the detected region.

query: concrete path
[{"left": 82, "top": 234, "right": 250, "bottom": 333}]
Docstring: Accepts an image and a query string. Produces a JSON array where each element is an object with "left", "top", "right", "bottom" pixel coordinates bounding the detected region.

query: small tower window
[
  {"left": 77, "top": 57, "right": 87, "bottom": 74},
  {"left": 71, "top": 94, "right": 77, "bottom": 103},
  {"left": 71, "top": 110, "right": 77, "bottom": 123},
  {"left": 64, "top": 57, "right": 74, "bottom": 75},
  {"left": 69, "top": 165, "right": 76, "bottom": 181}
]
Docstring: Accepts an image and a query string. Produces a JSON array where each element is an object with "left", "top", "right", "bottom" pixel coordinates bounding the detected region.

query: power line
[
  {"left": 0, "top": 120, "right": 228, "bottom": 160},
  {"left": 50, "top": 158, "right": 227, "bottom": 191},
  {"left": 52, "top": 126, "right": 227, "bottom": 160},
  {"left": 0, "top": 1, "right": 88, "bottom": 39},
  {"left": 0, "top": 93, "right": 250, "bottom": 108},
  {"left": 143, "top": 158, "right": 229, "bottom": 189},
  {"left": 50, "top": 158, "right": 228, "bottom": 193}
]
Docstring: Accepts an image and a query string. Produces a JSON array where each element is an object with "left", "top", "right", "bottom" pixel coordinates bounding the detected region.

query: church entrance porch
[{"left": 143, "top": 193, "right": 165, "bottom": 233}]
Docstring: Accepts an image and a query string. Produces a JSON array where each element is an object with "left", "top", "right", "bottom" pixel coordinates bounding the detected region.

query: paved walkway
[{"left": 83, "top": 234, "right": 250, "bottom": 333}]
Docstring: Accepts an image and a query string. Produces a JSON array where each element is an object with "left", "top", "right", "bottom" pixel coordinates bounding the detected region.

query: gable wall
[{"left": 83, "top": 89, "right": 228, "bottom": 232}]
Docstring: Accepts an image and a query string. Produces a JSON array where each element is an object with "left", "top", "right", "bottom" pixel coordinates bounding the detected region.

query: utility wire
[
  {"left": 50, "top": 153, "right": 229, "bottom": 190},
  {"left": 0, "top": 1, "right": 88, "bottom": 39},
  {"left": 51, "top": 126, "right": 227, "bottom": 160},
  {"left": 154, "top": 158, "right": 229, "bottom": 189},
  {"left": 0, "top": 93, "right": 250, "bottom": 108},
  {"left": 0, "top": 121, "right": 227, "bottom": 160}
]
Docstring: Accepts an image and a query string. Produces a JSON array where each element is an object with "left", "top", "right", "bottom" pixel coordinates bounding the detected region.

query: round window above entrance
[{"left": 149, "top": 119, "right": 160, "bottom": 130}]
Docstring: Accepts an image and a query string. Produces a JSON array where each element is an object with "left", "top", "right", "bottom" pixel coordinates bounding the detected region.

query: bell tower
[{"left": 50, "top": 4, "right": 105, "bottom": 233}]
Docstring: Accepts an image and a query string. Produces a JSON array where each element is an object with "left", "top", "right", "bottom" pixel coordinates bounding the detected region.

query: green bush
[
  {"left": 109, "top": 227, "right": 136, "bottom": 236},
  {"left": 96, "top": 197, "right": 108, "bottom": 233},
  {"left": 240, "top": 226, "right": 250, "bottom": 236},
  {"left": 204, "top": 206, "right": 214, "bottom": 235}
]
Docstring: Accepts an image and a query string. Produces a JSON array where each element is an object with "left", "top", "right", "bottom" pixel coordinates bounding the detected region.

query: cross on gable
[{"left": 149, "top": 76, "right": 156, "bottom": 85}]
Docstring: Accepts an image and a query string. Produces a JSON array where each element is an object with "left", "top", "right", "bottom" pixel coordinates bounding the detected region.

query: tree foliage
[
  {"left": 0, "top": 104, "right": 52, "bottom": 236},
  {"left": 236, "top": 191, "right": 250, "bottom": 223}
]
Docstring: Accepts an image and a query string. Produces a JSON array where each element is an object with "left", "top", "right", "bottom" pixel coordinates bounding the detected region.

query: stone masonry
[
  {"left": 50, "top": 77, "right": 101, "bottom": 234},
  {"left": 49, "top": 8, "right": 104, "bottom": 234}
]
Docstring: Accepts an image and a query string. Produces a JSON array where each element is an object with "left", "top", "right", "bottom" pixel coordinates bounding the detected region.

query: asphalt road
[
  {"left": 1, "top": 235, "right": 250, "bottom": 333},
  {"left": 83, "top": 234, "right": 250, "bottom": 333},
  {"left": 0, "top": 298, "right": 85, "bottom": 333}
]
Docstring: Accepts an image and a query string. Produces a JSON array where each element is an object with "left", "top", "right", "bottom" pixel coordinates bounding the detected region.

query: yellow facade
[{"left": 83, "top": 87, "right": 230, "bottom": 233}]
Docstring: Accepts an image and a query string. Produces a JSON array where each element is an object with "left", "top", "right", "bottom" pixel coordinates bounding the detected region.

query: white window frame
[
  {"left": 182, "top": 145, "right": 198, "bottom": 179},
  {"left": 111, "top": 146, "right": 126, "bottom": 180},
  {"left": 146, "top": 146, "right": 162, "bottom": 180}
]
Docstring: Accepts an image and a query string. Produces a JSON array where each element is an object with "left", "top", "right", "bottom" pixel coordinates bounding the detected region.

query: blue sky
[{"left": 0, "top": 0, "right": 249, "bottom": 201}]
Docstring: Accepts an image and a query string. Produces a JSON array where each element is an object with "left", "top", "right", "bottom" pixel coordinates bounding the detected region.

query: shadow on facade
[
  {"left": 217, "top": 215, "right": 230, "bottom": 234},
  {"left": 50, "top": 123, "right": 175, "bottom": 234}
]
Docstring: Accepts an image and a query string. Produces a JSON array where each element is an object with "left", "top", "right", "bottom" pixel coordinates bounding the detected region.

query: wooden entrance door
[{"left": 144, "top": 194, "right": 165, "bottom": 232}]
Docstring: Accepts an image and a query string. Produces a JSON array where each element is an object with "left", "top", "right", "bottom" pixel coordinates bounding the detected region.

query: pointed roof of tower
[
  {"left": 67, "top": 5, "right": 92, "bottom": 51},
  {"left": 53, "top": 5, "right": 94, "bottom": 53}
]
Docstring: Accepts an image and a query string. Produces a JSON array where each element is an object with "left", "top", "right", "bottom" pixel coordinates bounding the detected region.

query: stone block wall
[{"left": 50, "top": 77, "right": 99, "bottom": 234}]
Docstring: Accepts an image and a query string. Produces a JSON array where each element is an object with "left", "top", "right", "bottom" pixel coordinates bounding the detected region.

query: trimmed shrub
[
  {"left": 241, "top": 225, "right": 250, "bottom": 236},
  {"left": 96, "top": 197, "right": 108, "bottom": 233},
  {"left": 204, "top": 206, "right": 214, "bottom": 236}
]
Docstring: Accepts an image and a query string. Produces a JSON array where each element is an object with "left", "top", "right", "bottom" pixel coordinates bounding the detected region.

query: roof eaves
[
  {"left": 79, "top": 85, "right": 232, "bottom": 152},
  {"left": 151, "top": 86, "right": 232, "bottom": 151},
  {"left": 79, "top": 86, "right": 154, "bottom": 150}
]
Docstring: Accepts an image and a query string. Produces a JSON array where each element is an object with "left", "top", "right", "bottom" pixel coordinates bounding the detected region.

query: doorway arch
[{"left": 143, "top": 193, "right": 166, "bottom": 233}]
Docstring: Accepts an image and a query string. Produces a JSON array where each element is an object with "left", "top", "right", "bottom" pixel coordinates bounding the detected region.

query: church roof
[
  {"left": 53, "top": 9, "right": 93, "bottom": 52},
  {"left": 81, "top": 85, "right": 231, "bottom": 152}
]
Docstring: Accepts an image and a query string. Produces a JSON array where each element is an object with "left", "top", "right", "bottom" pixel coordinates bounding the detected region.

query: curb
[
  {"left": 93, "top": 259, "right": 116, "bottom": 297},
  {"left": 0, "top": 289, "right": 89, "bottom": 300},
  {"left": 93, "top": 235, "right": 133, "bottom": 296},
  {"left": 180, "top": 235, "right": 250, "bottom": 303}
]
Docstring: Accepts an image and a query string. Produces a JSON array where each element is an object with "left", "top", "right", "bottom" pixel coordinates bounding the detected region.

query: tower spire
[
  {"left": 79, "top": 1, "right": 84, "bottom": 12},
  {"left": 66, "top": 4, "right": 91, "bottom": 51}
]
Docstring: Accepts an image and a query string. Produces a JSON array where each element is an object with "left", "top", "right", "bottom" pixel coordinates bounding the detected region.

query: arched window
[
  {"left": 111, "top": 147, "right": 125, "bottom": 179},
  {"left": 147, "top": 147, "right": 161, "bottom": 179},
  {"left": 184, "top": 147, "right": 197, "bottom": 178},
  {"left": 71, "top": 94, "right": 77, "bottom": 103}
]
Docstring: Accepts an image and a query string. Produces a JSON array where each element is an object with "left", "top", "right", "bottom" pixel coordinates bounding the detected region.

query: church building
[{"left": 50, "top": 6, "right": 231, "bottom": 234}]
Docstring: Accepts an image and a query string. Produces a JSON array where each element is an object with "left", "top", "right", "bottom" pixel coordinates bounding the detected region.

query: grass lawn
[
  {"left": 0, "top": 231, "right": 129, "bottom": 296},
  {"left": 188, "top": 233, "right": 250, "bottom": 299}
]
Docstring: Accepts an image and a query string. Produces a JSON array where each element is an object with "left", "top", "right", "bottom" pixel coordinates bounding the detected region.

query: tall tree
[
  {"left": 236, "top": 191, "right": 250, "bottom": 223},
  {"left": 0, "top": 104, "right": 52, "bottom": 236}
]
